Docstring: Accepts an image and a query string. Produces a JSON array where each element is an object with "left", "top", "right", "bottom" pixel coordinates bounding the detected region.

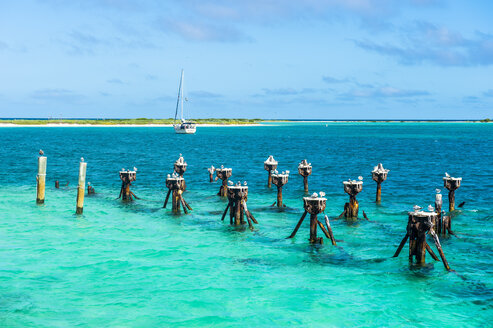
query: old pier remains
[
  {"left": 220, "top": 182, "right": 258, "bottom": 229},
  {"left": 216, "top": 166, "right": 232, "bottom": 197},
  {"left": 443, "top": 173, "right": 462, "bottom": 212},
  {"left": 164, "top": 173, "right": 192, "bottom": 214},
  {"left": 118, "top": 168, "right": 138, "bottom": 201},
  {"left": 287, "top": 192, "right": 336, "bottom": 245},
  {"left": 371, "top": 163, "right": 389, "bottom": 203},
  {"left": 264, "top": 155, "right": 278, "bottom": 188},
  {"left": 271, "top": 170, "right": 289, "bottom": 207},
  {"left": 297, "top": 159, "right": 312, "bottom": 192},
  {"left": 393, "top": 206, "right": 451, "bottom": 271},
  {"left": 342, "top": 178, "right": 363, "bottom": 219}
]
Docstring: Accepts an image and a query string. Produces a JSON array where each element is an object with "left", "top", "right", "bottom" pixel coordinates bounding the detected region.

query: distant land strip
[{"left": 0, "top": 118, "right": 490, "bottom": 125}]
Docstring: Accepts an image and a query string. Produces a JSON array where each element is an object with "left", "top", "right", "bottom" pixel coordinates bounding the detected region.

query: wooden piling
[
  {"left": 443, "top": 175, "right": 461, "bottom": 212},
  {"left": 393, "top": 207, "right": 452, "bottom": 271},
  {"left": 297, "top": 159, "right": 312, "bottom": 192},
  {"left": 118, "top": 169, "right": 137, "bottom": 201},
  {"left": 76, "top": 160, "right": 87, "bottom": 214},
  {"left": 207, "top": 165, "right": 215, "bottom": 183},
  {"left": 164, "top": 175, "right": 190, "bottom": 214},
  {"left": 371, "top": 163, "right": 389, "bottom": 203},
  {"left": 36, "top": 155, "right": 47, "bottom": 204},
  {"left": 288, "top": 193, "right": 336, "bottom": 245},
  {"left": 55, "top": 180, "right": 59, "bottom": 189},
  {"left": 343, "top": 179, "right": 363, "bottom": 219},
  {"left": 271, "top": 171, "right": 289, "bottom": 207},
  {"left": 174, "top": 155, "right": 187, "bottom": 190},
  {"left": 219, "top": 183, "right": 257, "bottom": 228},
  {"left": 216, "top": 167, "right": 232, "bottom": 197},
  {"left": 264, "top": 155, "right": 278, "bottom": 188},
  {"left": 434, "top": 191, "right": 443, "bottom": 233}
]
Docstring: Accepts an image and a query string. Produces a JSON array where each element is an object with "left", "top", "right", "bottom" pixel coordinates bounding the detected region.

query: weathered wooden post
[
  {"left": 55, "top": 180, "right": 60, "bottom": 189},
  {"left": 343, "top": 178, "right": 363, "bottom": 219},
  {"left": 371, "top": 163, "right": 389, "bottom": 203},
  {"left": 297, "top": 159, "right": 312, "bottom": 192},
  {"left": 393, "top": 206, "right": 451, "bottom": 271},
  {"left": 75, "top": 158, "right": 87, "bottom": 214},
  {"left": 287, "top": 192, "right": 336, "bottom": 245},
  {"left": 174, "top": 154, "right": 187, "bottom": 189},
  {"left": 216, "top": 166, "right": 232, "bottom": 197},
  {"left": 271, "top": 170, "right": 289, "bottom": 207},
  {"left": 118, "top": 168, "right": 137, "bottom": 201},
  {"left": 36, "top": 150, "right": 47, "bottom": 204},
  {"left": 264, "top": 155, "right": 278, "bottom": 188},
  {"left": 207, "top": 165, "right": 215, "bottom": 182},
  {"left": 443, "top": 174, "right": 461, "bottom": 212},
  {"left": 163, "top": 173, "right": 192, "bottom": 214},
  {"left": 220, "top": 182, "right": 258, "bottom": 229}
]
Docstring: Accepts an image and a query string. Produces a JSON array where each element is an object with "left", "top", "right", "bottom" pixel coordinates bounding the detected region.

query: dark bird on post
[{"left": 39, "top": 149, "right": 44, "bottom": 156}]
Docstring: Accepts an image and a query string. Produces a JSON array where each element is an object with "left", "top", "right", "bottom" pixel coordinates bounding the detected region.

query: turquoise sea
[{"left": 0, "top": 123, "right": 492, "bottom": 327}]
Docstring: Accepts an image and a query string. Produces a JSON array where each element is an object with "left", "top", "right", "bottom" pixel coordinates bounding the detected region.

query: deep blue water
[{"left": 0, "top": 123, "right": 492, "bottom": 327}]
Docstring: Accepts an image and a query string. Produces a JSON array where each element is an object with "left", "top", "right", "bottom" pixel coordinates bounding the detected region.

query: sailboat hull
[{"left": 174, "top": 124, "right": 196, "bottom": 134}]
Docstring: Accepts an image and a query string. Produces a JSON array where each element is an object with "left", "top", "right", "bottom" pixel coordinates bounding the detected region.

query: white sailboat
[{"left": 173, "top": 69, "right": 196, "bottom": 134}]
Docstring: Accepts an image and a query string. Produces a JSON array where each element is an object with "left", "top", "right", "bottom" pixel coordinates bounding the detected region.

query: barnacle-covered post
[
  {"left": 164, "top": 173, "right": 191, "bottom": 214},
  {"left": 174, "top": 154, "right": 187, "bottom": 189},
  {"left": 343, "top": 178, "right": 363, "bottom": 219},
  {"left": 298, "top": 159, "right": 312, "bottom": 192},
  {"left": 118, "top": 168, "right": 137, "bottom": 201},
  {"left": 216, "top": 166, "right": 232, "bottom": 197},
  {"left": 393, "top": 206, "right": 451, "bottom": 271},
  {"left": 287, "top": 192, "right": 336, "bottom": 245},
  {"left": 443, "top": 174, "right": 462, "bottom": 212},
  {"left": 36, "top": 150, "right": 47, "bottom": 204},
  {"left": 220, "top": 182, "right": 258, "bottom": 229},
  {"left": 75, "top": 158, "right": 87, "bottom": 214},
  {"left": 207, "top": 165, "right": 215, "bottom": 183},
  {"left": 264, "top": 155, "right": 278, "bottom": 188},
  {"left": 371, "top": 163, "right": 389, "bottom": 203},
  {"left": 272, "top": 170, "right": 289, "bottom": 207}
]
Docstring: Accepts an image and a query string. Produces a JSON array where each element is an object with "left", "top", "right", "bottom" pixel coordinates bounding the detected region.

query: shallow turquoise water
[{"left": 0, "top": 123, "right": 492, "bottom": 327}]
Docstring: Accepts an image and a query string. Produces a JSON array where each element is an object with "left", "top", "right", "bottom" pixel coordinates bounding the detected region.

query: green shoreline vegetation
[
  {"left": 0, "top": 118, "right": 263, "bottom": 125},
  {"left": 0, "top": 118, "right": 490, "bottom": 125}
]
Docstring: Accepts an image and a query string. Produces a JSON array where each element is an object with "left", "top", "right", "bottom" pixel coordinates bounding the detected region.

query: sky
[{"left": 0, "top": 0, "right": 492, "bottom": 119}]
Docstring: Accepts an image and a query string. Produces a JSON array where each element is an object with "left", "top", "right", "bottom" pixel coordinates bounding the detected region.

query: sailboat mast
[
  {"left": 174, "top": 69, "right": 184, "bottom": 123},
  {"left": 180, "top": 70, "right": 184, "bottom": 121}
]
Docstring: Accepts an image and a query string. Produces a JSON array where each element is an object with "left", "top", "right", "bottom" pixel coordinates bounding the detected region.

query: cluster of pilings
[
  {"left": 35, "top": 150, "right": 465, "bottom": 271},
  {"left": 393, "top": 207, "right": 451, "bottom": 271}
]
